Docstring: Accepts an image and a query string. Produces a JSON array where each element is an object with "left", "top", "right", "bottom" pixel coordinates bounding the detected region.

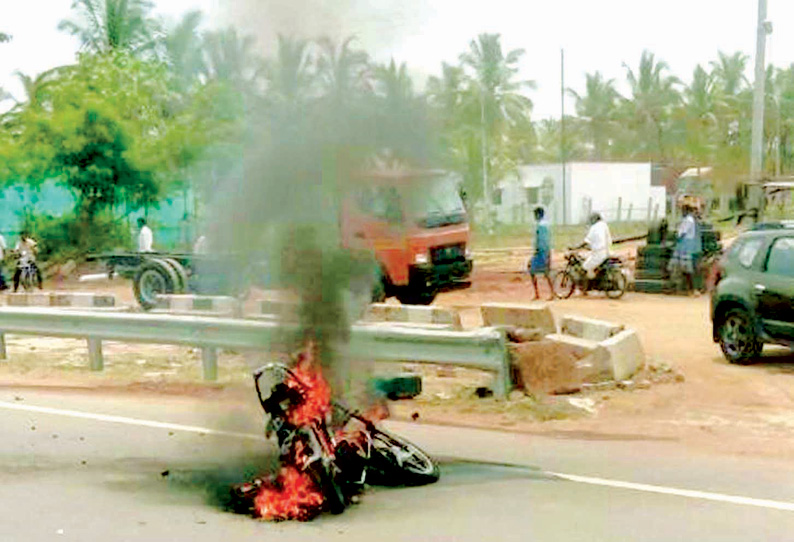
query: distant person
[
  {"left": 670, "top": 205, "right": 698, "bottom": 295},
  {"left": 13, "top": 231, "right": 43, "bottom": 291},
  {"left": 137, "top": 218, "right": 153, "bottom": 252},
  {"left": 527, "top": 206, "right": 553, "bottom": 300},
  {"left": 579, "top": 212, "right": 612, "bottom": 281},
  {"left": 0, "top": 232, "right": 7, "bottom": 290}
]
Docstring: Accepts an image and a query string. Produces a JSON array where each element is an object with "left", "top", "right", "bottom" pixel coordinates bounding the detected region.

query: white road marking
[
  {"left": 549, "top": 472, "right": 794, "bottom": 512},
  {"left": 0, "top": 400, "right": 265, "bottom": 442},
  {"left": 3, "top": 400, "right": 794, "bottom": 512}
]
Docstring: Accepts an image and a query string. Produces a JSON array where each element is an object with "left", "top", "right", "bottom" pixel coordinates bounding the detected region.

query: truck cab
[{"left": 341, "top": 169, "right": 473, "bottom": 305}]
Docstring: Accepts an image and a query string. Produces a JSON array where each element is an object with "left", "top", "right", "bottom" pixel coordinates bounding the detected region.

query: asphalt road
[{"left": 1, "top": 388, "right": 794, "bottom": 542}]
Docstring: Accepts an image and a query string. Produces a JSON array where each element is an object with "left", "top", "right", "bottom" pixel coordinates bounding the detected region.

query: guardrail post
[
  {"left": 491, "top": 328, "right": 512, "bottom": 400},
  {"left": 0, "top": 333, "right": 6, "bottom": 361},
  {"left": 202, "top": 347, "right": 218, "bottom": 381},
  {"left": 87, "top": 338, "right": 103, "bottom": 371}
]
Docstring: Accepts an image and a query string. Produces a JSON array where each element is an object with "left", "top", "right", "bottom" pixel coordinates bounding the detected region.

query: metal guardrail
[{"left": 0, "top": 307, "right": 511, "bottom": 398}]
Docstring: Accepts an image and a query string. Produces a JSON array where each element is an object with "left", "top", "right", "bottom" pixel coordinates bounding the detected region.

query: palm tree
[
  {"left": 264, "top": 35, "right": 316, "bottom": 107},
  {"left": 710, "top": 51, "right": 749, "bottom": 97},
  {"left": 316, "top": 36, "right": 371, "bottom": 107},
  {"left": 0, "top": 32, "right": 10, "bottom": 43},
  {"left": 680, "top": 64, "right": 721, "bottom": 165},
  {"left": 161, "top": 10, "right": 205, "bottom": 90},
  {"left": 58, "top": 0, "right": 159, "bottom": 55},
  {"left": 623, "top": 50, "right": 681, "bottom": 161},
  {"left": 201, "top": 27, "right": 264, "bottom": 91},
  {"left": 458, "top": 33, "right": 533, "bottom": 220},
  {"left": 568, "top": 71, "right": 620, "bottom": 159}
]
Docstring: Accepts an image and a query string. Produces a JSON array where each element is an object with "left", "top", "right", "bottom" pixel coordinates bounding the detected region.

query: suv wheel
[{"left": 718, "top": 308, "right": 762, "bottom": 364}]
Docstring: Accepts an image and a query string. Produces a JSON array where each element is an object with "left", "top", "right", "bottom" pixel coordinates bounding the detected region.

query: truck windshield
[{"left": 405, "top": 176, "right": 467, "bottom": 228}]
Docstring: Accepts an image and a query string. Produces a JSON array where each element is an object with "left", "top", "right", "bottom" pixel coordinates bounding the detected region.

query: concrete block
[
  {"left": 560, "top": 315, "right": 624, "bottom": 342},
  {"left": 6, "top": 293, "right": 51, "bottom": 307},
  {"left": 51, "top": 292, "right": 116, "bottom": 308},
  {"left": 545, "top": 333, "right": 612, "bottom": 383},
  {"left": 156, "top": 295, "right": 239, "bottom": 316},
  {"left": 363, "top": 304, "right": 462, "bottom": 329},
  {"left": 480, "top": 303, "right": 556, "bottom": 336},
  {"left": 601, "top": 329, "right": 645, "bottom": 381}
]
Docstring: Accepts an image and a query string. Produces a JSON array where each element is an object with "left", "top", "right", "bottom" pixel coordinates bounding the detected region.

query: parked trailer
[{"left": 86, "top": 252, "right": 264, "bottom": 310}]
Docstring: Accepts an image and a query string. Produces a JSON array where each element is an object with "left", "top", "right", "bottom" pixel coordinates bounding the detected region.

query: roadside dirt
[{"left": 4, "top": 257, "right": 794, "bottom": 461}]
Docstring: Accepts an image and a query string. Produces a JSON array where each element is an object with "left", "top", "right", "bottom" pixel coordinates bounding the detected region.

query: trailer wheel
[
  {"left": 134, "top": 259, "right": 178, "bottom": 310},
  {"left": 161, "top": 258, "right": 188, "bottom": 294}
]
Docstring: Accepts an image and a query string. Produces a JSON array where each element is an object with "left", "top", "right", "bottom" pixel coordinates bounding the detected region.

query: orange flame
[{"left": 253, "top": 466, "right": 325, "bottom": 521}]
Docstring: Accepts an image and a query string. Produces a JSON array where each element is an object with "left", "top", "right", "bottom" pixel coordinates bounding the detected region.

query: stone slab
[
  {"left": 560, "top": 315, "right": 624, "bottom": 342},
  {"left": 480, "top": 303, "right": 556, "bottom": 336}
]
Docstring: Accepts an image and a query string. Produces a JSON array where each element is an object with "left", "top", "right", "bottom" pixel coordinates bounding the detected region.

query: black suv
[{"left": 712, "top": 228, "right": 794, "bottom": 363}]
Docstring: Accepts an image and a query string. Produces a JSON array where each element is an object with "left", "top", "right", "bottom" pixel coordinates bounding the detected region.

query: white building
[{"left": 493, "top": 162, "right": 667, "bottom": 225}]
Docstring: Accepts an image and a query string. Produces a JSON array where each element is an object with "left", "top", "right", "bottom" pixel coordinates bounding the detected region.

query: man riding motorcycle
[
  {"left": 573, "top": 212, "right": 613, "bottom": 289},
  {"left": 13, "top": 231, "right": 43, "bottom": 292}
]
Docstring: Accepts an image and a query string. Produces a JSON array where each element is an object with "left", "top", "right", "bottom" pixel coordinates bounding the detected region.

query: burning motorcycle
[
  {"left": 552, "top": 249, "right": 628, "bottom": 299},
  {"left": 232, "top": 352, "right": 439, "bottom": 521}
]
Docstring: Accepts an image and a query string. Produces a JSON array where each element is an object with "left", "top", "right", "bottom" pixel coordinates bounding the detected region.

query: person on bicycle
[
  {"left": 528, "top": 206, "right": 554, "bottom": 300},
  {"left": 13, "top": 231, "right": 43, "bottom": 291},
  {"left": 578, "top": 212, "right": 612, "bottom": 282}
]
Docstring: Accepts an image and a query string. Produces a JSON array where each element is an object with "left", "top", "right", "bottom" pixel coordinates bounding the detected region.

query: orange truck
[{"left": 341, "top": 169, "right": 473, "bottom": 305}]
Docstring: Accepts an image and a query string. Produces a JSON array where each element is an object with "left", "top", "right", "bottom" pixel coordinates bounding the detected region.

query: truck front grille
[{"left": 431, "top": 243, "right": 466, "bottom": 264}]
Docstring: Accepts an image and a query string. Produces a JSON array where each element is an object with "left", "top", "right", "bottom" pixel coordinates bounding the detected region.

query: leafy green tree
[
  {"left": 0, "top": 32, "right": 10, "bottom": 43},
  {"left": 59, "top": 0, "right": 159, "bottom": 55},
  {"left": 264, "top": 35, "right": 316, "bottom": 111}
]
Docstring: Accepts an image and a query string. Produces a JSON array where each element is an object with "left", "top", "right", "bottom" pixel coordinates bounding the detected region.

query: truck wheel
[
  {"left": 161, "top": 258, "right": 188, "bottom": 294},
  {"left": 396, "top": 287, "right": 436, "bottom": 306},
  {"left": 133, "top": 259, "right": 177, "bottom": 310}
]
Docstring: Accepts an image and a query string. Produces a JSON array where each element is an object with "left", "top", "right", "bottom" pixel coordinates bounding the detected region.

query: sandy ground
[{"left": 4, "top": 256, "right": 794, "bottom": 461}]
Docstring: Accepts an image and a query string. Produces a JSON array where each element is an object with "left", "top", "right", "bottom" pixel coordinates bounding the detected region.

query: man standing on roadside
[
  {"left": 527, "top": 206, "right": 554, "bottom": 300},
  {"left": 670, "top": 205, "right": 698, "bottom": 295},
  {"left": 137, "top": 218, "right": 153, "bottom": 252}
]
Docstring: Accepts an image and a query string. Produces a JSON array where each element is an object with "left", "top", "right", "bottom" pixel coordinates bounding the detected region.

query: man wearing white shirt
[
  {"left": 137, "top": 218, "right": 153, "bottom": 252},
  {"left": 581, "top": 212, "right": 612, "bottom": 279}
]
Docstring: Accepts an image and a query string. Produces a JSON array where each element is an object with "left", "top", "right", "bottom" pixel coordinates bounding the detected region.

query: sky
[{"left": 0, "top": 0, "right": 792, "bottom": 119}]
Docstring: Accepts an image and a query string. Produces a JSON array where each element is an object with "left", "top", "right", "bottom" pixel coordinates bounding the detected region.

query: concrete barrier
[
  {"left": 6, "top": 292, "right": 116, "bottom": 308},
  {"left": 545, "top": 333, "right": 613, "bottom": 383},
  {"left": 363, "top": 304, "right": 462, "bottom": 330},
  {"left": 559, "top": 315, "right": 624, "bottom": 342},
  {"left": 480, "top": 302, "right": 557, "bottom": 336},
  {"left": 600, "top": 329, "right": 646, "bottom": 381},
  {"left": 155, "top": 294, "right": 240, "bottom": 317}
]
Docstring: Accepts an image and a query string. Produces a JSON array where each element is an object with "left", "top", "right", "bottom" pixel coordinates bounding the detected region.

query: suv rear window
[
  {"left": 766, "top": 237, "right": 794, "bottom": 278},
  {"left": 735, "top": 237, "right": 764, "bottom": 268}
]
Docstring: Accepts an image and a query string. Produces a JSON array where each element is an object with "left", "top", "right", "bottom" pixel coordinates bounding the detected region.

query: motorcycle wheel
[
  {"left": 365, "top": 429, "right": 440, "bottom": 487},
  {"left": 605, "top": 268, "right": 627, "bottom": 299},
  {"left": 552, "top": 270, "right": 576, "bottom": 299}
]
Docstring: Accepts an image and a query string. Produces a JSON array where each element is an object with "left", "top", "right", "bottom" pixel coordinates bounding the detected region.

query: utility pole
[
  {"left": 750, "top": 0, "right": 770, "bottom": 183},
  {"left": 560, "top": 48, "right": 567, "bottom": 225},
  {"left": 480, "top": 86, "right": 491, "bottom": 232}
]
